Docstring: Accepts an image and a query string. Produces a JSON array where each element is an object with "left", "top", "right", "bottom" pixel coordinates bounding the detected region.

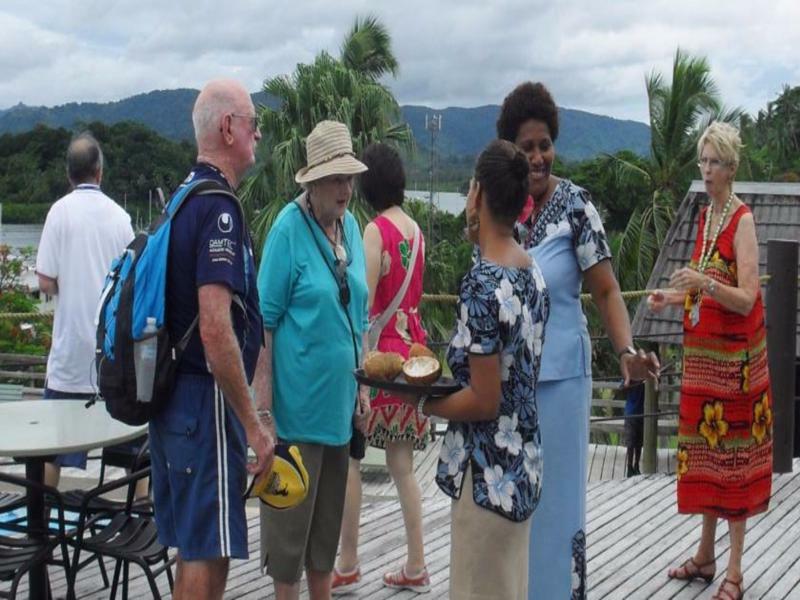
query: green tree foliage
[
  {"left": 241, "top": 15, "right": 413, "bottom": 252},
  {"left": 0, "top": 245, "right": 50, "bottom": 355},
  {"left": 0, "top": 121, "right": 194, "bottom": 224},
  {"left": 739, "top": 85, "right": 800, "bottom": 181}
]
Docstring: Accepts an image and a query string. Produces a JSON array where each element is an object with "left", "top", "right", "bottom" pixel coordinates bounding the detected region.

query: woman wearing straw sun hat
[{"left": 255, "top": 120, "right": 371, "bottom": 600}]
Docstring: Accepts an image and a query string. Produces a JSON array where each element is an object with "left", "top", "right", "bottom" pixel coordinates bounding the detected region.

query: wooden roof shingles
[{"left": 630, "top": 181, "right": 800, "bottom": 355}]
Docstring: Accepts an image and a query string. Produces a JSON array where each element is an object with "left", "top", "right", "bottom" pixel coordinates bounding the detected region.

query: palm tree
[
  {"left": 340, "top": 15, "right": 399, "bottom": 80},
  {"left": 609, "top": 49, "right": 741, "bottom": 290},
  {"left": 241, "top": 16, "right": 412, "bottom": 251}
]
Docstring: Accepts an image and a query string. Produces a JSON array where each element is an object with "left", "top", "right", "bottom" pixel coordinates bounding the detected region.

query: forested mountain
[{"left": 0, "top": 89, "right": 650, "bottom": 161}]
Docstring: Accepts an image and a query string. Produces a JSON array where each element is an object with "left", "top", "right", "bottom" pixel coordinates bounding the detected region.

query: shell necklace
[{"left": 689, "top": 189, "right": 734, "bottom": 326}]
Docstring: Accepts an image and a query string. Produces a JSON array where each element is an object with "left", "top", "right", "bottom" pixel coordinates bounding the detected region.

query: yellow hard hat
[{"left": 245, "top": 444, "right": 309, "bottom": 510}]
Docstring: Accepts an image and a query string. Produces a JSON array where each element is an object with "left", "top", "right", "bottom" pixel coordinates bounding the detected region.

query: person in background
[
  {"left": 332, "top": 143, "right": 430, "bottom": 594},
  {"left": 35, "top": 132, "right": 137, "bottom": 487},
  {"left": 496, "top": 81, "right": 660, "bottom": 599},
  {"left": 256, "top": 120, "right": 371, "bottom": 600},
  {"left": 406, "top": 139, "right": 548, "bottom": 600},
  {"left": 148, "top": 79, "right": 274, "bottom": 600},
  {"left": 649, "top": 121, "right": 771, "bottom": 600}
]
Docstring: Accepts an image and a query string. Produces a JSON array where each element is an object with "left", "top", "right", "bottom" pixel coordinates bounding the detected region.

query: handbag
[{"left": 366, "top": 222, "right": 421, "bottom": 351}]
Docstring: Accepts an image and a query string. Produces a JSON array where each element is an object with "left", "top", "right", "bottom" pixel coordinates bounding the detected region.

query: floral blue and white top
[
  {"left": 436, "top": 258, "right": 549, "bottom": 522},
  {"left": 516, "top": 179, "right": 612, "bottom": 382}
]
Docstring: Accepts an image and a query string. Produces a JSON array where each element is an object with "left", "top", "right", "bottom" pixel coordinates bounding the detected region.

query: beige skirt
[{"left": 450, "top": 468, "right": 532, "bottom": 600}]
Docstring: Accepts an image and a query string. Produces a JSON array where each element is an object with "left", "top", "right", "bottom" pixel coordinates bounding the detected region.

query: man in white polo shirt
[{"left": 36, "top": 132, "right": 134, "bottom": 486}]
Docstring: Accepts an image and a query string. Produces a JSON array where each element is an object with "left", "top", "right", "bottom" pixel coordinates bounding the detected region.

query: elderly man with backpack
[{"left": 148, "top": 79, "right": 274, "bottom": 600}]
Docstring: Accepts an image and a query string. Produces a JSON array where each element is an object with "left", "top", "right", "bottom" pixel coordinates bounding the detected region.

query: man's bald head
[
  {"left": 66, "top": 132, "right": 103, "bottom": 186},
  {"left": 192, "top": 79, "right": 252, "bottom": 150}
]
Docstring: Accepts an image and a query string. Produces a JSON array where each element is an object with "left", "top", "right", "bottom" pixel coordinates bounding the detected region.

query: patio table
[{"left": 0, "top": 399, "right": 146, "bottom": 600}]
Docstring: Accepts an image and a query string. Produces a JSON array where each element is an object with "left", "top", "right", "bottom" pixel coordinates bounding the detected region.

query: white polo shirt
[{"left": 36, "top": 184, "right": 134, "bottom": 393}]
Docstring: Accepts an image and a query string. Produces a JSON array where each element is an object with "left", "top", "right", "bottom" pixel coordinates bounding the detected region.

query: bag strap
[
  {"left": 368, "top": 222, "right": 420, "bottom": 349},
  {"left": 169, "top": 179, "right": 250, "bottom": 354}
]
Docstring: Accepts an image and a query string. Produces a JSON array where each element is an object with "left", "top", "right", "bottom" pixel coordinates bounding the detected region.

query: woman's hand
[
  {"left": 669, "top": 267, "right": 706, "bottom": 292},
  {"left": 620, "top": 348, "right": 660, "bottom": 387},
  {"left": 647, "top": 290, "right": 668, "bottom": 313}
]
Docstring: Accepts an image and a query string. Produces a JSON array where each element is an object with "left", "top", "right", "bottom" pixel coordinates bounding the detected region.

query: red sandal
[
  {"left": 383, "top": 565, "right": 431, "bottom": 593},
  {"left": 711, "top": 576, "right": 744, "bottom": 600},
  {"left": 667, "top": 557, "right": 716, "bottom": 583},
  {"left": 331, "top": 564, "right": 361, "bottom": 595}
]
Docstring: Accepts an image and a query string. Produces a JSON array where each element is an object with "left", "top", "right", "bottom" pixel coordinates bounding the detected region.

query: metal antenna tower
[{"left": 425, "top": 113, "right": 442, "bottom": 247}]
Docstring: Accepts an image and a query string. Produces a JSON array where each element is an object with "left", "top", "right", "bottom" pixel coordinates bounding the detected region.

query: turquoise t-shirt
[{"left": 258, "top": 199, "right": 368, "bottom": 446}]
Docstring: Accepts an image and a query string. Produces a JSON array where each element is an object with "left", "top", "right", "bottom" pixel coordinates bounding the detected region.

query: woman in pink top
[{"left": 332, "top": 143, "right": 431, "bottom": 594}]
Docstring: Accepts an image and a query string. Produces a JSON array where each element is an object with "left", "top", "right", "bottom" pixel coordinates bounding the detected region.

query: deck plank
[{"left": 5, "top": 447, "right": 797, "bottom": 599}]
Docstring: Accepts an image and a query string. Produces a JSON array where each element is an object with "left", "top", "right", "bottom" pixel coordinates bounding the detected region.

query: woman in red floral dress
[
  {"left": 648, "top": 122, "right": 772, "bottom": 600},
  {"left": 332, "top": 143, "right": 431, "bottom": 594}
]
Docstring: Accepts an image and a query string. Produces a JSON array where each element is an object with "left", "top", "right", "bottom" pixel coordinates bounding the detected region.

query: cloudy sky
[{"left": 1, "top": 0, "right": 798, "bottom": 123}]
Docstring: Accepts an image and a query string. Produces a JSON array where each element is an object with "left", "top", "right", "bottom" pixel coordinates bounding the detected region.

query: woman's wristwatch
[{"left": 618, "top": 345, "right": 637, "bottom": 360}]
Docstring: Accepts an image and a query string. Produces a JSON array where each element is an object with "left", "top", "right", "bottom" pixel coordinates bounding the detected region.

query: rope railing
[{"left": 0, "top": 274, "right": 788, "bottom": 320}]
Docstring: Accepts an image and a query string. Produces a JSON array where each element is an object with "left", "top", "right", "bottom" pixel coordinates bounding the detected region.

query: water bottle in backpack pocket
[{"left": 134, "top": 317, "right": 158, "bottom": 403}]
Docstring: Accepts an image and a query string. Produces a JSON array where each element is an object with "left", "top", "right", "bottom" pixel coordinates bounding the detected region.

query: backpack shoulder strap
[{"left": 166, "top": 178, "right": 231, "bottom": 219}]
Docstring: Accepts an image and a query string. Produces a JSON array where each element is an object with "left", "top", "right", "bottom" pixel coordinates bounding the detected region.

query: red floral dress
[
  {"left": 366, "top": 215, "right": 430, "bottom": 450},
  {"left": 677, "top": 204, "right": 772, "bottom": 520}
]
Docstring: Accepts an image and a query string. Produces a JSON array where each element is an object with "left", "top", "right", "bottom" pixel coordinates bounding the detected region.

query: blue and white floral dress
[
  {"left": 436, "top": 258, "right": 549, "bottom": 521},
  {"left": 517, "top": 179, "right": 612, "bottom": 600}
]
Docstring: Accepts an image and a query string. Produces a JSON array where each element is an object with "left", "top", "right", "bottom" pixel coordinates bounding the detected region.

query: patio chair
[
  {"left": 60, "top": 435, "right": 152, "bottom": 521},
  {"left": 0, "top": 472, "right": 73, "bottom": 600},
  {"left": 69, "top": 467, "right": 173, "bottom": 600},
  {"left": 53, "top": 436, "right": 152, "bottom": 590}
]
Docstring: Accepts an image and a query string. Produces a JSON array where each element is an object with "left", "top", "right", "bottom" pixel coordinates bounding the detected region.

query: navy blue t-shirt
[{"left": 167, "top": 163, "right": 263, "bottom": 382}]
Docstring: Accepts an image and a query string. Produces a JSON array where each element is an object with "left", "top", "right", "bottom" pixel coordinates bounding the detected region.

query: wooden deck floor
[{"left": 6, "top": 444, "right": 800, "bottom": 599}]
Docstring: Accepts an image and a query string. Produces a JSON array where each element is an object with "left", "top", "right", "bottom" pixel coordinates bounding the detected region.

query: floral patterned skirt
[
  {"left": 366, "top": 388, "right": 430, "bottom": 451},
  {"left": 677, "top": 325, "right": 772, "bottom": 520}
]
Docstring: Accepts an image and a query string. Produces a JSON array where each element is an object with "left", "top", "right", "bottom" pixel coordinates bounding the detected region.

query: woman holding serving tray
[{"left": 395, "top": 139, "right": 549, "bottom": 600}]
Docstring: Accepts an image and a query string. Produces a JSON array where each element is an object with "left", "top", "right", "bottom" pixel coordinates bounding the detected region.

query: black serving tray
[{"left": 354, "top": 368, "right": 461, "bottom": 397}]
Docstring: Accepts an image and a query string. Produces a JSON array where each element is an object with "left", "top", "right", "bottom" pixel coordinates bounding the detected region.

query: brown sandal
[
  {"left": 667, "top": 557, "right": 716, "bottom": 583},
  {"left": 711, "top": 576, "right": 744, "bottom": 600}
]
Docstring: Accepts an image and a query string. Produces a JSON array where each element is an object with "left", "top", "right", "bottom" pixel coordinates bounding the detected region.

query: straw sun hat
[{"left": 294, "top": 120, "right": 368, "bottom": 184}]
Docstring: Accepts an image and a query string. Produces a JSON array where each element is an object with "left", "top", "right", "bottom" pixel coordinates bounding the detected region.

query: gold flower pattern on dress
[
  {"left": 740, "top": 362, "right": 750, "bottom": 393},
  {"left": 676, "top": 446, "right": 689, "bottom": 480},
  {"left": 752, "top": 392, "right": 773, "bottom": 444},
  {"left": 698, "top": 400, "right": 729, "bottom": 449}
]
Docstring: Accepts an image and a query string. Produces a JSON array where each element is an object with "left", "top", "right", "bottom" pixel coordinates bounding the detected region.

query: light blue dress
[{"left": 518, "top": 179, "right": 612, "bottom": 600}]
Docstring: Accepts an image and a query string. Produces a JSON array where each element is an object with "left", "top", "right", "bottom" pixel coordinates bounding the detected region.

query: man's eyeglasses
[
  {"left": 697, "top": 157, "right": 729, "bottom": 170},
  {"left": 230, "top": 113, "right": 259, "bottom": 133},
  {"left": 334, "top": 259, "right": 350, "bottom": 307}
]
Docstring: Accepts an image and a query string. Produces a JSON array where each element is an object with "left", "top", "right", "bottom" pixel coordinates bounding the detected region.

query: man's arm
[
  {"left": 251, "top": 329, "right": 276, "bottom": 440},
  {"left": 198, "top": 283, "right": 273, "bottom": 476},
  {"left": 37, "top": 274, "right": 58, "bottom": 296}
]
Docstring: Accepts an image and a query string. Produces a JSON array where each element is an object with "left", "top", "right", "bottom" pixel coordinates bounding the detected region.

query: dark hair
[
  {"left": 496, "top": 81, "right": 559, "bottom": 143},
  {"left": 66, "top": 132, "right": 104, "bottom": 184},
  {"left": 474, "top": 140, "right": 530, "bottom": 228},
  {"left": 358, "top": 143, "right": 406, "bottom": 211}
]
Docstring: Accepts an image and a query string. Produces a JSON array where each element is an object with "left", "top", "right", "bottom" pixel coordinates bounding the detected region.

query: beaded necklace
[{"left": 688, "top": 189, "right": 734, "bottom": 326}]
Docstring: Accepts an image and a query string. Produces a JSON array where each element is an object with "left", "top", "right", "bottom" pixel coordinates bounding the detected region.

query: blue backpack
[{"left": 95, "top": 179, "right": 242, "bottom": 425}]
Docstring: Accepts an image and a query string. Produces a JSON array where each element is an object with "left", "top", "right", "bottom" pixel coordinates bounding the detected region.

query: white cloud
[{"left": 1, "top": 0, "right": 798, "bottom": 122}]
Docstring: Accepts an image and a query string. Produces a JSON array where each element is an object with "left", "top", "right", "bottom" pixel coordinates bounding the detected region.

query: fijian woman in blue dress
[{"left": 497, "top": 82, "right": 660, "bottom": 599}]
